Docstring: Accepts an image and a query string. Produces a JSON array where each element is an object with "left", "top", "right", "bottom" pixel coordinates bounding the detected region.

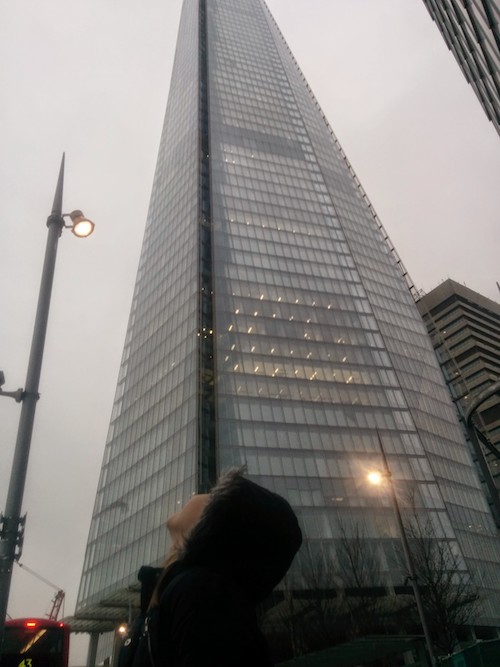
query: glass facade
[
  {"left": 422, "top": 0, "right": 500, "bottom": 136},
  {"left": 76, "top": 0, "right": 500, "bottom": 630},
  {"left": 76, "top": 0, "right": 201, "bottom": 611}
]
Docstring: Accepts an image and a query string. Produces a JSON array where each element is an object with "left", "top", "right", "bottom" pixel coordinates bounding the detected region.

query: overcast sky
[{"left": 1, "top": 0, "right": 499, "bottom": 663}]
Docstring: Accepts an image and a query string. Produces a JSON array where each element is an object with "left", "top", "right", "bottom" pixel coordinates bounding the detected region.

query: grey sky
[{"left": 0, "top": 0, "right": 498, "bottom": 663}]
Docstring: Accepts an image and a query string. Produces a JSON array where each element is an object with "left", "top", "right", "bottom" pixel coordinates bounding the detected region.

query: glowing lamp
[
  {"left": 367, "top": 471, "right": 383, "bottom": 486},
  {"left": 68, "top": 210, "right": 95, "bottom": 238}
]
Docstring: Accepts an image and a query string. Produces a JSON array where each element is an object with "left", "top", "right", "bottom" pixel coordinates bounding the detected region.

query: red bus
[{"left": 2, "top": 619, "right": 70, "bottom": 667}]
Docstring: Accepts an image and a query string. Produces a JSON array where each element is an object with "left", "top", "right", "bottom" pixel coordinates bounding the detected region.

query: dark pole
[
  {"left": 376, "top": 432, "right": 437, "bottom": 667},
  {"left": 0, "top": 156, "right": 66, "bottom": 652}
]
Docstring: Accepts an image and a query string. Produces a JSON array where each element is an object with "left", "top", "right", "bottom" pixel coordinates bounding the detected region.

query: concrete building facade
[{"left": 417, "top": 280, "right": 500, "bottom": 525}]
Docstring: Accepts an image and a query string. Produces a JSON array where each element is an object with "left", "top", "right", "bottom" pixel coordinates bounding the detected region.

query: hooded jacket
[{"left": 137, "top": 469, "right": 302, "bottom": 667}]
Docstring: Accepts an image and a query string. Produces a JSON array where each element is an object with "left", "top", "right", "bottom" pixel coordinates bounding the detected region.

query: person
[{"left": 124, "top": 467, "right": 302, "bottom": 667}]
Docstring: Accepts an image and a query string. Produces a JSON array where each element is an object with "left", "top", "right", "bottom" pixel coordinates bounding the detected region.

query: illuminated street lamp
[
  {"left": 66, "top": 209, "right": 95, "bottom": 238},
  {"left": 368, "top": 433, "right": 437, "bottom": 667},
  {"left": 367, "top": 470, "right": 383, "bottom": 486},
  {"left": 0, "top": 155, "right": 94, "bottom": 650}
]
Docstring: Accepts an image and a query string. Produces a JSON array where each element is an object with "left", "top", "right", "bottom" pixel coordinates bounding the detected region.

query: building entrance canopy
[{"left": 65, "top": 585, "right": 139, "bottom": 634}]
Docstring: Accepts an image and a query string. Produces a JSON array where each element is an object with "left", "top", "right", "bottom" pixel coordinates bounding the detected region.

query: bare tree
[
  {"left": 267, "top": 505, "right": 479, "bottom": 661},
  {"left": 403, "top": 512, "right": 480, "bottom": 655},
  {"left": 336, "top": 520, "right": 390, "bottom": 639},
  {"left": 297, "top": 542, "right": 339, "bottom": 651},
  {"left": 267, "top": 525, "right": 399, "bottom": 656},
  {"left": 261, "top": 545, "right": 339, "bottom": 661},
  {"left": 272, "top": 573, "right": 305, "bottom": 658}
]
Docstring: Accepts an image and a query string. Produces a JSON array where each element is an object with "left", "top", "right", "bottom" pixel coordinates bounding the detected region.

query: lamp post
[
  {"left": 0, "top": 155, "right": 94, "bottom": 650},
  {"left": 368, "top": 433, "right": 437, "bottom": 667}
]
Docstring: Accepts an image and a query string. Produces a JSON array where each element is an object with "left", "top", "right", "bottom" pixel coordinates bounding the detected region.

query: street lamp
[
  {"left": 367, "top": 432, "right": 437, "bottom": 667},
  {"left": 66, "top": 209, "right": 95, "bottom": 238},
  {"left": 0, "top": 155, "right": 94, "bottom": 650}
]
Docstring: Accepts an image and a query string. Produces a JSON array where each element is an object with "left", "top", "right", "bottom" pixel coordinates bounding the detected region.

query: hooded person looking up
[{"left": 124, "top": 468, "right": 302, "bottom": 667}]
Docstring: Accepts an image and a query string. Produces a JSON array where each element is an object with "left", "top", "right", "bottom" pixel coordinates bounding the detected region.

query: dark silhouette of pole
[
  {"left": 376, "top": 432, "right": 437, "bottom": 667},
  {"left": 0, "top": 156, "right": 67, "bottom": 653}
]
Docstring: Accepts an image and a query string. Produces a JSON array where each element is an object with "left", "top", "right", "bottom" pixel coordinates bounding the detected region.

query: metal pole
[
  {"left": 87, "top": 633, "right": 99, "bottom": 667},
  {"left": 376, "top": 433, "right": 437, "bottom": 667},
  {"left": 0, "top": 156, "right": 66, "bottom": 653}
]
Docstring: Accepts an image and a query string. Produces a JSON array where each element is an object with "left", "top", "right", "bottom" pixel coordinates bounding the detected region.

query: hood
[
  {"left": 137, "top": 566, "right": 162, "bottom": 613},
  {"left": 179, "top": 469, "right": 302, "bottom": 603}
]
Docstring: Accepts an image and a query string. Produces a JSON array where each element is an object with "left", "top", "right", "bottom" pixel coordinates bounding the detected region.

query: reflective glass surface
[
  {"left": 208, "top": 0, "right": 500, "bottom": 618},
  {"left": 77, "top": 0, "right": 500, "bottom": 625},
  {"left": 77, "top": 0, "right": 201, "bottom": 610}
]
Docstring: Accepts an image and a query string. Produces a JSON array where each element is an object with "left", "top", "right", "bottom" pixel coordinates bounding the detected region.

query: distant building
[
  {"left": 422, "top": 0, "right": 500, "bottom": 135},
  {"left": 417, "top": 280, "right": 500, "bottom": 524}
]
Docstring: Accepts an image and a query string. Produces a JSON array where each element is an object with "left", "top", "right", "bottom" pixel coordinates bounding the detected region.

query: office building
[
  {"left": 74, "top": 0, "right": 500, "bottom": 649},
  {"left": 422, "top": 0, "right": 500, "bottom": 135},
  {"left": 417, "top": 280, "right": 500, "bottom": 524}
]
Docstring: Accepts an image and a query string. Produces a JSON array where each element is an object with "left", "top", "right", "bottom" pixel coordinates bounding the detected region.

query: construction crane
[
  {"left": 17, "top": 561, "right": 65, "bottom": 620},
  {"left": 47, "top": 589, "right": 65, "bottom": 621}
]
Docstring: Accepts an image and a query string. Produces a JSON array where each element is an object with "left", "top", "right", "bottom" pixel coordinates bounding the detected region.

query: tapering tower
[{"left": 75, "top": 0, "right": 500, "bottom": 642}]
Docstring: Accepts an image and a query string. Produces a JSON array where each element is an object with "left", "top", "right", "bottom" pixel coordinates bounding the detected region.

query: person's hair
[
  {"left": 149, "top": 467, "right": 301, "bottom": 607},
  {"left": 149, "top": 468, "right": 246, "bottom": 609}
]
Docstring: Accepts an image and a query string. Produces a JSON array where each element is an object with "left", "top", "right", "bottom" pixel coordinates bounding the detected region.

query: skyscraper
[
  {"left": 74, "top": 0, "right": 500, "bottom": 647},
  {"left": 417, "top": 279, "right": 500, "bottom": 525},
  {"left": 422, "top": 0, "right": 500, "bottom": 136}
]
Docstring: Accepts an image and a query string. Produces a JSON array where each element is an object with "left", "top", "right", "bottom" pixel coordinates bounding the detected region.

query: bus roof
[{"left": 5, "top": 618, "right": 69, "bottom": 629}]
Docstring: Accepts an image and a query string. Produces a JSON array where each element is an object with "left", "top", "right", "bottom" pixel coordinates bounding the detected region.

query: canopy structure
[{"left": 64, "top": 585, "right": 140, "bottom": 634}]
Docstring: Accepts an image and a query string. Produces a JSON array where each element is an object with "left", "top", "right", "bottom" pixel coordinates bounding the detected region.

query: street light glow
[
  {"left": 68, "top": 209, "right": 95, "bottom": 238},
  {"left": 367, "top": 470, "right": 383, "bottom": 486}
]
